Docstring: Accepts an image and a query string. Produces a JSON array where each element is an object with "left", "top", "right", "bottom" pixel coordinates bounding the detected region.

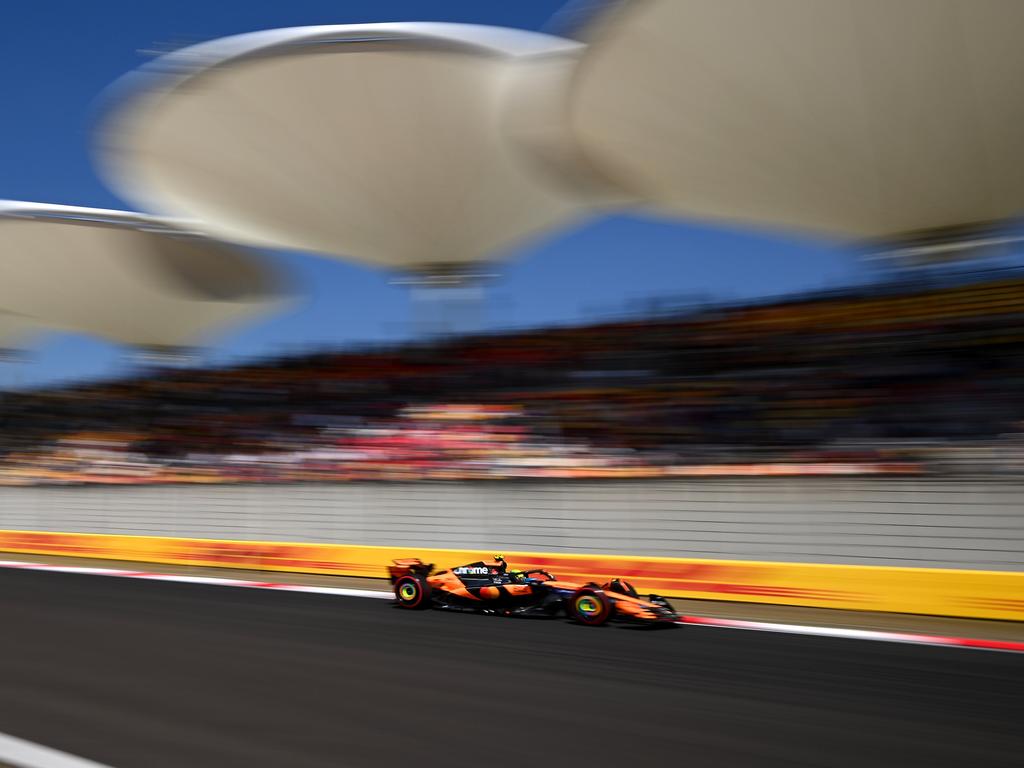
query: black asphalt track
[{"left": 0, "top": 568, "right": 1021, "bottom": 768}]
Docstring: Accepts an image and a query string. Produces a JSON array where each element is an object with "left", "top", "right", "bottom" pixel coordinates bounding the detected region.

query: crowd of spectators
[{"left": 2, "top": 269, "right": 1023, "bottom": 485}]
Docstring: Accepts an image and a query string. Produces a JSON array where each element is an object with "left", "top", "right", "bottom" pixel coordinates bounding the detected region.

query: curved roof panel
[
  {"left": 569, "top": 0, "right": 1024, "bottom": 239},
  {"left": 0, "top": 201, "right": 288, "bottom": 349},
  {"left": 0, "top": 312, "right": 42, "bottom": 351},
  {"left": 98, "top": 23, "right": 599, "bottom": 273}
]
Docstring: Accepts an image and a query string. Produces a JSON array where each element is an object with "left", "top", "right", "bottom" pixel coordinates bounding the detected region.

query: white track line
[
  {"left": 0, "top": 560, "right": 392, "bottom": 600},
  {"left": 1, "top": 558, "right": 1021, "bottom": 652},
  {"left": 678, "top": 616, "right": 1024, "bottom": 653},
  {"left": 0, "top": 731, "right": 115, "bottom": 768}
]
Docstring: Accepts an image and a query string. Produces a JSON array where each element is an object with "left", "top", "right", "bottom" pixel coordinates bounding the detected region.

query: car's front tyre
[{"left": 567, "top": 587, "right": 613, "bottom": 626}]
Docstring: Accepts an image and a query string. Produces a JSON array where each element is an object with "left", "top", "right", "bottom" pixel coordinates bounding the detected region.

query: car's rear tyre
[
  {"left": 394, "top": 575, "right": 432, "bottom": 609},
  {"left": 567, "top": 587, "right": 613, "bottom": 626}
]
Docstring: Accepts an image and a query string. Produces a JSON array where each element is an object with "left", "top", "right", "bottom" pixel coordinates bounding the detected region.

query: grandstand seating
[{"left": 1, "top": 272, "right": 1023, "bottom": 484}]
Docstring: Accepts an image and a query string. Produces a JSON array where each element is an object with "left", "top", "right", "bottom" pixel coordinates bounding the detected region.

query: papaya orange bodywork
[
  {"left": 389, "top": 557, "right": 678, "bottom": 624},
  {"left": 428, "top": 569, "right": 480, "bottom": 600}
]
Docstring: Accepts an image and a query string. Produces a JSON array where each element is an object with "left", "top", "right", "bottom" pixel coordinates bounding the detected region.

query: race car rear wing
[{"left": 387, "top": 558, "right": 434, "bottom": 582}]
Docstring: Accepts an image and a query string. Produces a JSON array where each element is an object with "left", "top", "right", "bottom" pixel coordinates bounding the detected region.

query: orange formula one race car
[{"left": 388, "top": 555, "right": 679, "bottom": 626}]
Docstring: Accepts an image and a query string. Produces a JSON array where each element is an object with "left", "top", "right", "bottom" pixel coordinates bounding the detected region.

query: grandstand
[{"left": 1, "top": 269, "right": 1023, "bottom": 486}]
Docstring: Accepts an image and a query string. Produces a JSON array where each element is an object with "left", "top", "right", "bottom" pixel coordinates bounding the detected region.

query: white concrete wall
[{"left": 0, "top": 478, "right": 1021, "bottom": 570}]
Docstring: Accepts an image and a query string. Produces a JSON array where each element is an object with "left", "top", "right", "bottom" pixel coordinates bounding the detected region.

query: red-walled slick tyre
[
  {"left": 394, "top": 575, "right": 432, "bottom": 609},
  {"left": 568, "top": 587, "right": 613, "bottom": 626}
]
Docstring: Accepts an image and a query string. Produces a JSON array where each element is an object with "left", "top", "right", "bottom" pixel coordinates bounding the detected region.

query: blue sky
[{"left": 0, "top": 0, "right": 862, "bottom": 388}]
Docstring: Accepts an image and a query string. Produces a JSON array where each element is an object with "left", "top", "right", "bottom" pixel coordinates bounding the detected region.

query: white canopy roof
[
  {"left": 0, "top": 202, "right": 287, "bottom": 349},
  {"left": 98, "top": 23, "right": 599, "bottom": 274},
  {"left": 0, "top": 312, "right": 40, "bottom": 351},
  {"left": 568, "top": 0, "right": 1024, "bottom": 239}
]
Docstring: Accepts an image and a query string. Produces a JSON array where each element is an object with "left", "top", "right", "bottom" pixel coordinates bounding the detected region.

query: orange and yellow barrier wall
[{"left": 0, "top": 529, "right": 1021, "bottom": 621}]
